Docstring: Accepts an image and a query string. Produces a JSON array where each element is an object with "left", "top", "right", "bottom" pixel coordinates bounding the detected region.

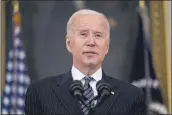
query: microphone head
[
  {"left": 96, "top": 80, "right": 111, "bottom": 95},
  {"left": 69, "top": 80, "right": 84, "bottom": 96}
]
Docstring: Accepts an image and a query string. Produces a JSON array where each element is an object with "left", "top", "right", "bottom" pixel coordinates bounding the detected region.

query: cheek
[
  {"left": 72, "top": 42, "right": 83, "bottom": 54},
  {"left": 99, "top": 44, "right": 109, "bottom": 55},
  {"left": 73, "top": 38, "right": 86, "bottom": 49}
]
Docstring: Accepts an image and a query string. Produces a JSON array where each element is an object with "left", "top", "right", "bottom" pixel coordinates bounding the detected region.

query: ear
[
  {"left": 66, "top": 35, "right": 72, "bottom": 53},
  {"left": 105, "top": 38, "right": 110, "bottom": 55}
]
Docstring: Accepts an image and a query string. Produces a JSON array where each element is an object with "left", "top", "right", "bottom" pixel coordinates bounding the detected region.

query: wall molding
[
  {"left": 150, "top": 1, "right": 171, "bottom": 113},
  {"left": 1, "top": 1, "right": 6, "bottom": 93}
]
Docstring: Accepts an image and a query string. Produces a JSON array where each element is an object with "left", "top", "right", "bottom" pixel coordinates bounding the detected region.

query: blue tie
[{"left": 81, "top": 77, "right": 94, "bottom": 115}]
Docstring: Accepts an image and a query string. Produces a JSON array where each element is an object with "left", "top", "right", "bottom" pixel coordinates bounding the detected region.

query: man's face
[{"left": 66, "top": 14, "right": 109, "bottom": 67}]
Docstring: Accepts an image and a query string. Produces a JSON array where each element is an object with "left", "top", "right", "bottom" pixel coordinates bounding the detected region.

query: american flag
[{"left": 1, "top": 1, "right": 30, "bottom": 114}]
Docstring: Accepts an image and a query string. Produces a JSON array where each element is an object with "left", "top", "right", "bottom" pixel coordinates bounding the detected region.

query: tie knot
[{"left": 84, "top": 76, "right": 94, "bottom": 84}]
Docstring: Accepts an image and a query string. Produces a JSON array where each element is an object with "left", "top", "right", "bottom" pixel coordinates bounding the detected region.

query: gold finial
[
  {"left": 13, "top": 1, "right": 19, "bottom": 13},
  {"left": 13, "top": 12, "right": 21, "bottom": 26},
  {"left": 73, "top": 1, "right": 85, "bottom": 10},
  {"left": 139, "top": 1, "right": 145, "bottom": 8},
  {"left": 13, "top": 1, "right": 21, "bottom": 26},
  {"left": 108, "top": 17, "right": 118, "bottom": 28}
]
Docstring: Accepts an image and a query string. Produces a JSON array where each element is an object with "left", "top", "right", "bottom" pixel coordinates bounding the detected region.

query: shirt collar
[
  {"left": 91, "top": 67, "right": 102, "bottom": 82},
  {"left": 71, "top": 66, "right": 85, "bottom": 81},
  {"left": 71, "top": 65, "right": 102, "bottom": 82}
]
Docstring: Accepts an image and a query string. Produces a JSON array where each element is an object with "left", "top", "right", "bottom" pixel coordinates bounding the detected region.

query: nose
[{"left": 86, "top": 34, "right": 95, "bottom": 47}]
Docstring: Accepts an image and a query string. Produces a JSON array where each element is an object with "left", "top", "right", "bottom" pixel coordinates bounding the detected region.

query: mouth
[{"left": 83, "top": 51, "right": 98, "bottom": 55}]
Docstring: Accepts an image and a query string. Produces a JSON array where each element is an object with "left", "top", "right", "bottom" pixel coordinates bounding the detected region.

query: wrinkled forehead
[{"left": 72, "top": 15, "right": 108, "bottom": 33}]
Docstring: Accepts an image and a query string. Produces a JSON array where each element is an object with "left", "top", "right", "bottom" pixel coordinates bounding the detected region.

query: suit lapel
[
  {"left": 91, "top": 72, "right": 120, "bottom": 115},
  {"left": 52, "top": 70, "right": 120, "bottom": 115},
  {"left": 52, "top": 71, "right": 83, "bottom": 115}
]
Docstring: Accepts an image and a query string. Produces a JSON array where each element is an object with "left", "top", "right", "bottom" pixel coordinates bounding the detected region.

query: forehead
[{"left": 72, "top": 15, "right": 108, "bottom": 32}]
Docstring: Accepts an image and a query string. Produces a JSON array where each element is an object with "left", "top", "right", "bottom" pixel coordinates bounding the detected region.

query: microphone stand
[
  {"left": 79, "top": 95, "right": 97, "bottom": 111},
  {"left": 90, "top": 96, "right": 98, "bottom": 109},
  {"left": 87, "top": 96, "right": 98, "bottom": 115}
]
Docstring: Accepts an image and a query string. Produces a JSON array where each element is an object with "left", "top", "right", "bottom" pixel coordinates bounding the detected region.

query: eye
[
  {"left": 81, "top": 33, "right": 86, "bottom": 36},
  {"left": 95, "top": 33, "right": 102, "bottom": 38},
  {"left": 80, "top": 32, "right": 87, "bottom": 37}
]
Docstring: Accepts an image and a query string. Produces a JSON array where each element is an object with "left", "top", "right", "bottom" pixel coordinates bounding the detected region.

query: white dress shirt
[{"left": 71, "top": 65, "right": 102, "bottom": 97}]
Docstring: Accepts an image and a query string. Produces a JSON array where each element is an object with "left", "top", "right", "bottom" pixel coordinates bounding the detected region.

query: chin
[
  {"left": 83, "top": 61, "right": 99, "bottom": 67},
  {"left": 82, "top": 57, "right": 100, "bottom": 66}
]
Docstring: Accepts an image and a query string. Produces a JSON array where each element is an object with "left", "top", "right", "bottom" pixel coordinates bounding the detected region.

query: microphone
[
  {"left": 69, "top": 80, "right": 88, "bottom": 107},
  {"left": 96, "top": 80, "right": 111, "bottom": 106}
]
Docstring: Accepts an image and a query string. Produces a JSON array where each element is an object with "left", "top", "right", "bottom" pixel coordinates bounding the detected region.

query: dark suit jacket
[{"left": 25, "top": 71, "right": 146, "bottom": 115}]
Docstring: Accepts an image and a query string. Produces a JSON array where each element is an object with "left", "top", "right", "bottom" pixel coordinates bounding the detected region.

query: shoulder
[
  {"left": 26, "top": 73, "right": 67, "bottom": 93},
  {"left": 106, "top": 76, "right": 144, "bottom": 100},
  {"left": 107, "top": 76, "right": 145, "bottom": 112},
  {"left": 107, "top": 76, "right": 142, "bottom": 91}
]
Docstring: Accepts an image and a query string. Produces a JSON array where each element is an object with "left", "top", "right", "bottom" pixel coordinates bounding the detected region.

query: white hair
[{"left": 66, "top": 9, "right": 110, "bottom": 38}]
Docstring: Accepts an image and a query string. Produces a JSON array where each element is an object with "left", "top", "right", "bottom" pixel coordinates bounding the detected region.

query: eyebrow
[
  {"left": 94, "top": 31, "right": 103, "bottom": 34},
  {"left": 78, "top": 29, "right": 89, "bottom": 32},
  {"left": 78, "top": 29, "right": 103, "bottom": 34}
]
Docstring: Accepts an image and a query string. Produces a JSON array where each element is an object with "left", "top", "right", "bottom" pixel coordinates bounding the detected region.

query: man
[{"left": 25, "top": 9, "right": 146, "bottom": 115}]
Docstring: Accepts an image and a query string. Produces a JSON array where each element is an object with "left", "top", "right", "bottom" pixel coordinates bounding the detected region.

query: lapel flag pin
[{"left": 111, "top": 91, "right": 115, "bottom": 95}]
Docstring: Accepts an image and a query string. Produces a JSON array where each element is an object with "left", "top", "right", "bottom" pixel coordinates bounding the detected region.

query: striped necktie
[{"left": 81, "top": 77, "right": 94, "bottom": 115}]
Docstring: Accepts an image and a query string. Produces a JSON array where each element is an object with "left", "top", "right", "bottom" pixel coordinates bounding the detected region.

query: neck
[{"left": 73, "top": 63, "right": 101, "bottom": 76}]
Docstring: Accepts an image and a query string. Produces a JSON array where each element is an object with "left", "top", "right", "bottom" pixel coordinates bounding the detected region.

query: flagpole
[
  {"left": 12, "top": 0, "right": 21, "bottom": 113},
  {"left": 138, "top": 0, "right": 152, "bottom": 114}
]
